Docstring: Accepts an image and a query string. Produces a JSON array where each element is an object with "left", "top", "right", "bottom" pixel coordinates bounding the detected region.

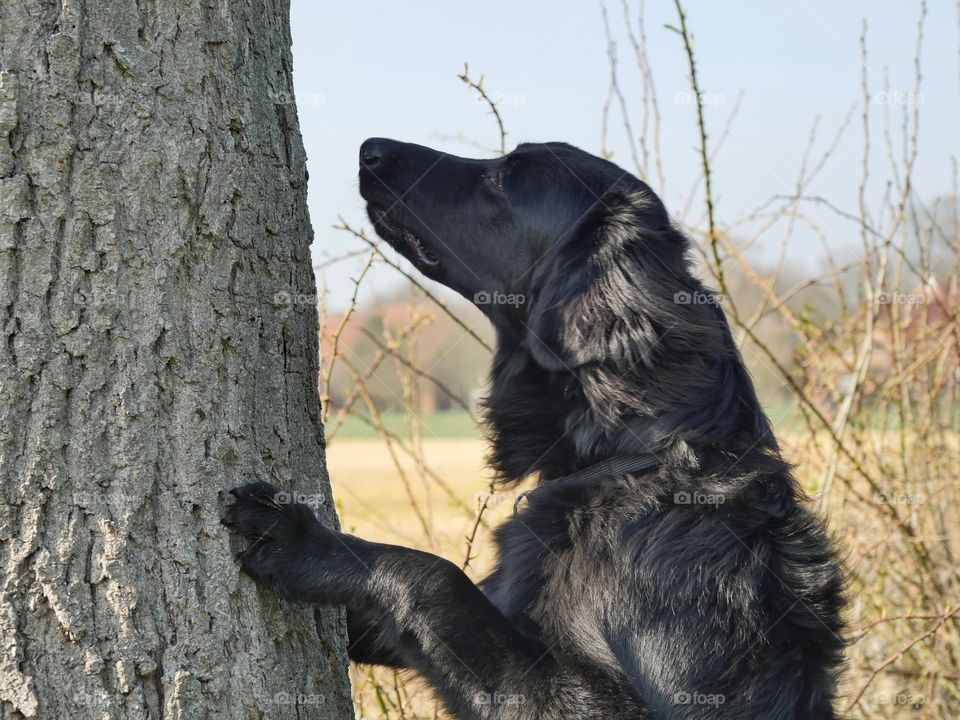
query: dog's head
[
  {"left": 359, "top": 139, "right": 653, "bottom": 304},
  {"left": 359, "top": 139, "right": 706, "bottom": 363}
]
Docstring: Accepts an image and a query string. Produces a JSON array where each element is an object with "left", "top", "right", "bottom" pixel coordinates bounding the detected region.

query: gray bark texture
[{"left": 0, "top": 0, "right": 353, "bottom": 718}]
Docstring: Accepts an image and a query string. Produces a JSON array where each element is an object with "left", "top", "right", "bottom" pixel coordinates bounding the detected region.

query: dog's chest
[
  {"left": 480, "top": 504, "right": 632, "bottom": 678},
  {"left": 479, "top": 509, "right": 576, "bottom": 643}
]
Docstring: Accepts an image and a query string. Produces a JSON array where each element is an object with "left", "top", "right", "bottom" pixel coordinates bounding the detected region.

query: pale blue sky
[{"left": 289, "top": 1, "right": 959, "bottom": 309}]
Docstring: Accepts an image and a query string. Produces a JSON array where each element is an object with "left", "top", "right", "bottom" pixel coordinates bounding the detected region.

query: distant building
[{"left": 320, "top": 298, "right": 492, "bottom": 414}]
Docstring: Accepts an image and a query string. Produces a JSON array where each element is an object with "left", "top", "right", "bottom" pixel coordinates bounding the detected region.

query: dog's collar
[{"left": 513, "top": 454, "right": 660, "bottom": 515}]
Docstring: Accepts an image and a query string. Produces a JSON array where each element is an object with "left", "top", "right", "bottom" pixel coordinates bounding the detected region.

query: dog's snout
[{"left": 360, "top": 138, "right": 392, "bottom": 170}]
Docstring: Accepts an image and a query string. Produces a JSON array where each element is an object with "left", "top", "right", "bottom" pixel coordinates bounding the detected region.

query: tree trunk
[{"left": 0, "top": 0, "right": 353, "bottom": 718}]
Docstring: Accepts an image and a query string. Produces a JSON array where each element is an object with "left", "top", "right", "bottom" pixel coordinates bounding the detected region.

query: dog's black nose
[{"left": 360, "top": 138, "right": 389, "bottom": 169}]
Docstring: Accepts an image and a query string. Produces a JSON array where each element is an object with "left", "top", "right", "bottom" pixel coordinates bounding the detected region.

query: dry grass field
[{"left": 328, "top": 438, "right": 519, "bottom": 577}]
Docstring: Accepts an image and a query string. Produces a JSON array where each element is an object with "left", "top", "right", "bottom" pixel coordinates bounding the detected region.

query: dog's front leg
[{"left": 223, "top": 482, "right": 633, "bottom": 719}]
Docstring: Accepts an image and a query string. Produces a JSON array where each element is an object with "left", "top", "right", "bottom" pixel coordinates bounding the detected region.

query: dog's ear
[
  {"left": 524, "top": 190, "right": 775, "bottom": 446},
  {"left": 526, "top": 190, "right": 701, "bottom": 372},
  {"left": 525, "top": 190, "right": 736, "bottom": 430}
]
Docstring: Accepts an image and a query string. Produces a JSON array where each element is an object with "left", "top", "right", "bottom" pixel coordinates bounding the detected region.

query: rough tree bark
[{"left": 0, "top": 0, "right": 353, "bottom": 718}]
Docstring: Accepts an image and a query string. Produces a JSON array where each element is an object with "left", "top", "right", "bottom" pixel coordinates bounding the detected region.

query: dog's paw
[{"left": 222, "top": 482, "right": 326, "bottom": 594}]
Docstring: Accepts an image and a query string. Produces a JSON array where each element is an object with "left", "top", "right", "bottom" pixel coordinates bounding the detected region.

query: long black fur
[{"left": 224, "top": 139, "right": 845, "bottom": 719}]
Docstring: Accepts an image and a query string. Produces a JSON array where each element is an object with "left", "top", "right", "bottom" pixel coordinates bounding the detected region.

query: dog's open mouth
[{"left": 369, "top": 206, "right": 439, "bottom": 267}]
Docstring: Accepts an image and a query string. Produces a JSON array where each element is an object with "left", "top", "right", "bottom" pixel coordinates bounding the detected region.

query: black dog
[{"left": 224, "top": 139, "right": 845, "bottom": 718}]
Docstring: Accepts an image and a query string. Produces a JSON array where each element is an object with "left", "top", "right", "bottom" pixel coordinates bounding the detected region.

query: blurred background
[{"left": 289, "top": 1, "right": 960, "bottom": 717}]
